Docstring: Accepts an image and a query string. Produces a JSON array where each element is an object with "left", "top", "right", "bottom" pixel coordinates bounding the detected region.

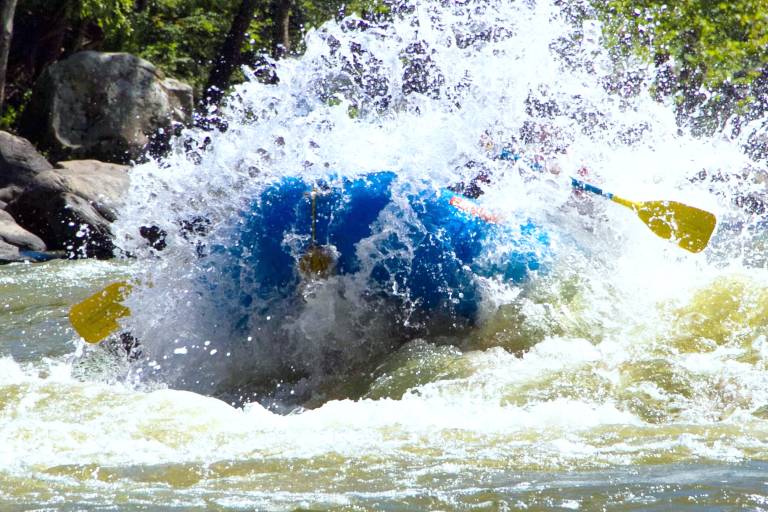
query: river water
[{"left": 3, "top": 0, "right": 768, "bottom": 510}]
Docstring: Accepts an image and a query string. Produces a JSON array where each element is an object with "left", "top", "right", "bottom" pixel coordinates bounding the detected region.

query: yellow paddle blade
[
  {"left": 69, "top": 282, "right": 133, "bottom": 343},
  {"left": 298, "top": 245, "right": 335, "bottom": 279},
  {"left": 613, "top": 196, "right": 717, "bottom": 253}
]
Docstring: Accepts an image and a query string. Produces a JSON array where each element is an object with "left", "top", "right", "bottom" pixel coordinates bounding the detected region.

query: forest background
[{"left": 0, "top": 0, "right": 767, "bottom": 151}]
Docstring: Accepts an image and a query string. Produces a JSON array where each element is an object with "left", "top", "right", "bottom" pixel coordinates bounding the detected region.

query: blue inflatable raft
[{"left": 222, "top": 171, "right": 550, "bottom": 324}]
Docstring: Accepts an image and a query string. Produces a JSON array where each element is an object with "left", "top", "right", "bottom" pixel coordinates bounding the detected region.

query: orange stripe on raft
[{"left": 449, "top": 195, "right": 499, "bottom": 223}]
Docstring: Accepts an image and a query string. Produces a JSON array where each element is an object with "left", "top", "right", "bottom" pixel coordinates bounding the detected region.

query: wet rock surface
[
  {"left": 6, "top": 160, "right": 130, "bottom": 259},
  {"left": 19, "top": 51, "right": 192, "bottom": 164}
]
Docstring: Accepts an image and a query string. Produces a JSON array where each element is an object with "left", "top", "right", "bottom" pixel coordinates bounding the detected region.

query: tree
[
  {"left": 0, "top": 0, "right": 17, "bottom": 110},
  {"left": 594, "top": 0, "right": 768, "bottom": 132},
  {"left": 270, "top": 0, "right": 293, "bottom": 58},
  {"left": 201, "top": 0, "right": 260, "bottom": 108}
]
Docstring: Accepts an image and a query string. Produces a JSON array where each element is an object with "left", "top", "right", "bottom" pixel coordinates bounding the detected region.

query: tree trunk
[
  {"left": 271, "top": 0, "right": 293, "bottom": 59},
  {"left": 200, "top": 0, "right": 259, "bottom": 109},
  {"left": 66, "top": 16, "right": 86, "bottom": 55},
  {"left": 0, "top": 0, "right": 18, "bottom": 110}
]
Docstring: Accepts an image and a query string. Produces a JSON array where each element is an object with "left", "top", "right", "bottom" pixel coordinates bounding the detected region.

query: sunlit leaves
[
  {"left": 79, "top": 0, "right": 135, "bottom": 36},
  {"left": 594, "top": 0, "right": 768, "bottom": 130}
]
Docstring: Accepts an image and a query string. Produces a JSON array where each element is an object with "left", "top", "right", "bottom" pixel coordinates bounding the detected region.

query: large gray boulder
[
  {"left": 6, "top": 160, "right": 130, "bottom": 258},
  {"left": 0, "top": 131, "right": 53, "bottom": 203},
  {"left": 20, "top": 51, "right": 193, "bottom": 164}
]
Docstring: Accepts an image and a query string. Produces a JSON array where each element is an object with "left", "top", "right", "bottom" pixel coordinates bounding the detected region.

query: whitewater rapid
[{"left": 2, "top": 0, "right": 768, "bottom": 509}]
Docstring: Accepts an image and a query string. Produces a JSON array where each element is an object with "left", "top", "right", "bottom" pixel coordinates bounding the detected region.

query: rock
[
  {"left": 6, "top": 160, "right": 129, "bottom": 258},
  {"left": 0, "top": 185, "right": 23, "bottom": 204},
  {"left": 52, "top": 160, "right": 130, "bottom": 221},
  {"left": 0, "top": 209, "right": 46, "bottom": 252},
  {"left": 20, "top": 51, "right": 193, "bottom": 164},
  {"left": 0, "top": 239, "right": 20, "bottom": 262},
  {"left": 0, "top": 131, "right": 53, "bottom": 189}
]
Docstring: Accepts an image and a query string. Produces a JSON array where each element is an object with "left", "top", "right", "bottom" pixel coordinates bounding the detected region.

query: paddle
[
  {"left": 571, "top": 177, "right": 717, "bottom": 253},
  {"left": 69, "top": 281, "right": 133, "bottom": 343}
]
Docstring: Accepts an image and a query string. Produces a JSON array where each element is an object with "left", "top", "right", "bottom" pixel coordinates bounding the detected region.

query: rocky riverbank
[{"left": 0, "top": 51, "right": 192, "bottom": 263}]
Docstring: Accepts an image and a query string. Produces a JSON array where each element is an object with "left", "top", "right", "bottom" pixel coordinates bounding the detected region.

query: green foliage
[
  {"left": 597, "top": 0, "right": 768, "bottom": 87},
  {"left": 19, "top": 0, "right": 135, "bottom": 40},
  {"left": 79, "top": 0, "right": 135, "bottom": 37},
  {"left": 0, "top": 91, "right": 28, "bottom": 131},
  {"left": 102, "top": 0, "right": 250, "bottom": 94},
  {"left": 594, "top": 0, "right": 768, "bottom": 130},
  {"left": 300, "top": 0, "right": 388, "bottom": 28}
]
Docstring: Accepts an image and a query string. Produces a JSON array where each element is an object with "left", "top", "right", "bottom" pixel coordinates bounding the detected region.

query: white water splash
[{"left": 99, "top": 0, "right": 768, "bottom": 415}]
